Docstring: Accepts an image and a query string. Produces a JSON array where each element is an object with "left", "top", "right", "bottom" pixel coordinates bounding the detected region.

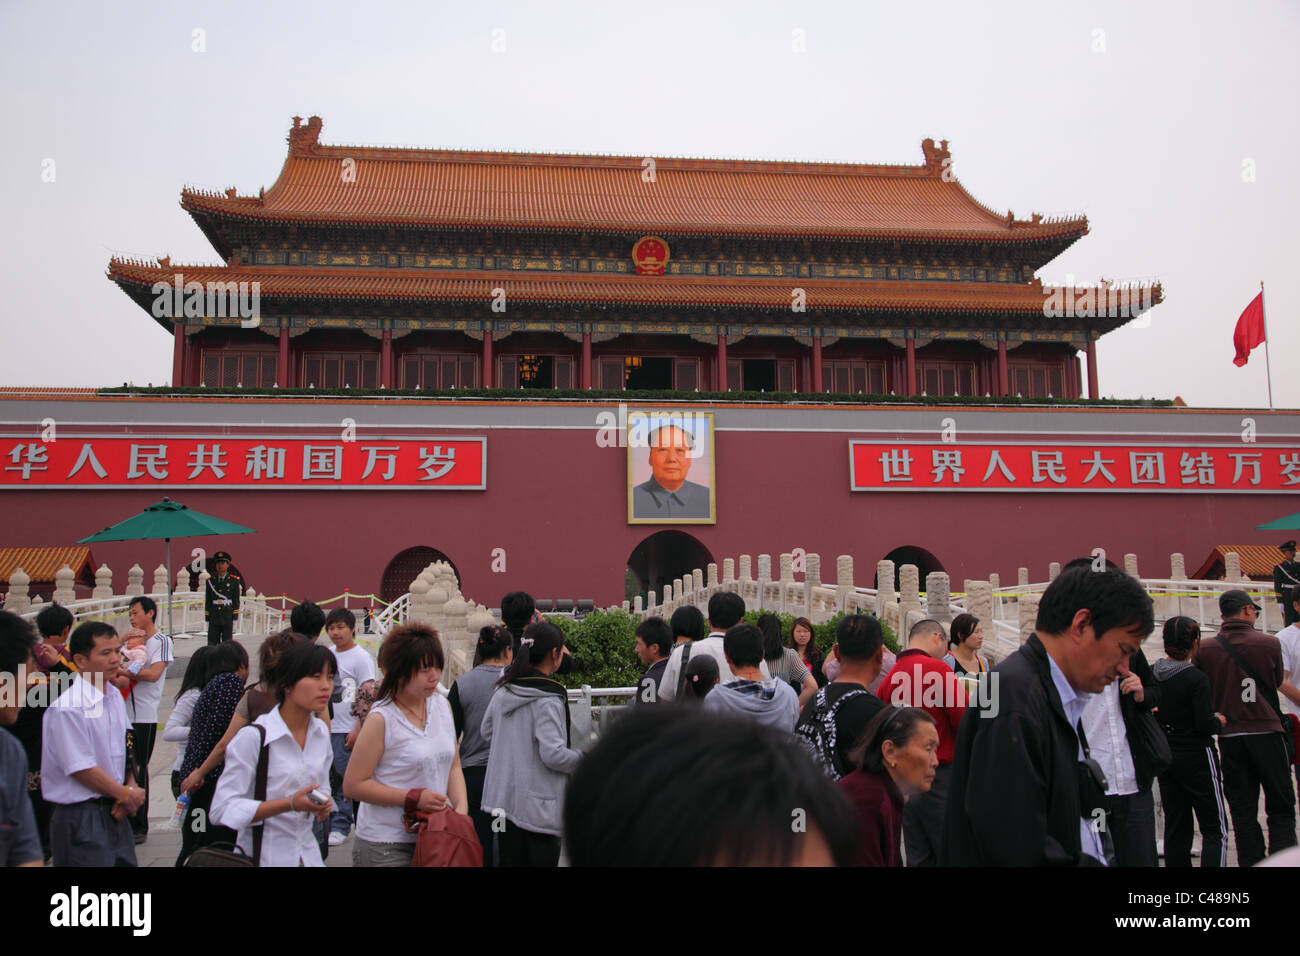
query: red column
[
  {"left": 811, "top": 334, "right": 823, "bottom": 393},
  {"left": 716, "top": 334, "right": 728, "bottom": 391},
  {"left": 183, "top": 326, "right": 196, "bottom": 386},
  {"left": 1086, "top": 338, "right": 1099, "bottom": 398},
  {"left": 172, "top": 324, "right": 186, "bottom": 387},
  {"left": 581, "top": 331, "right": 592, "bottom": 389},
  {"left": 277, "top": 326, "right": 290, "bottom": 387},
  {"left": 380, "top": 329, "right": 393, "bottom": 388},
  {"left": 997, "top": 339, "right": 1009, "bottom": 397},
  {"left": 481, "top": 330, "right": 494, "bottom": 388},
  {"left": 904, "top": 337, "right": 917, "bottom": 395}
]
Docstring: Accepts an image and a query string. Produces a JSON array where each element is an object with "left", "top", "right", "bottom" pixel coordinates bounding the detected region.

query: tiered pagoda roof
[{"left": 180, "top": 116, "right": 1088, "bottom": 255}]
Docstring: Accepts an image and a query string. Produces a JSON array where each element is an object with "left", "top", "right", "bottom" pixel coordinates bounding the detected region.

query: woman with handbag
[
  {"left": 210, "top": 642, "right": 336, "bottom": 867},
  {"left": 174, "top": 641, "right": 248, "bottom": 866},
  {"left": 481, "top": 621, "right": 582, "bottom": 867},
  {"left": 344, "top": 623, "right": 469, "bottom": 867}
]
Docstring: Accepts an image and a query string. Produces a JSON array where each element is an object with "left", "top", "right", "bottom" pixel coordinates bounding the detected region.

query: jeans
[{"left": 328, "top": 732, "right": 354, "bottom": 836}]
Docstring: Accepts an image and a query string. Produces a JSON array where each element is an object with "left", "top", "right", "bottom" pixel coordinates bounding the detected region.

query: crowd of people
[{"left": 2, "top": 562, "right": 1299, "bottom": 867}]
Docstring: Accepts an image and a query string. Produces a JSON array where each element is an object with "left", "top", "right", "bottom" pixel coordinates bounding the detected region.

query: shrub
[{"left": 550, "top": 609, "right": 642, "bottom": 690}]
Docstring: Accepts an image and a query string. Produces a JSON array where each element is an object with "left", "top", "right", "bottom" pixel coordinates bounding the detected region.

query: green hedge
[
  {"left": 97, "top": 384, "right": 1172, "bottom": 407},
  {"left": 548, "top": 607, "right": 898, "bottom": 690}
]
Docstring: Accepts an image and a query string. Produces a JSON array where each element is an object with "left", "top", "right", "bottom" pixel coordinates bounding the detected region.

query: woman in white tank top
[{"left": 343, "top": 624, "right": 467, "bottom": 867}]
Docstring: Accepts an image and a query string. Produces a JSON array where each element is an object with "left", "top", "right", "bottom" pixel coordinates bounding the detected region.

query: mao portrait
[{"left": 627, "top": 412, "right": 716, "bottom": 524}]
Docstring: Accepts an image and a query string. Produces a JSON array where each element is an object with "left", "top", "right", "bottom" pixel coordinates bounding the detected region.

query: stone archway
[
  {"left": 381, "top": 546, "right": 460, "bottom": 603},
  {"left": 875, "top": 545, "right": 945, "bottom": 593},
  {"left": 625, "top": 531, "right": 714, "bottom": 604}
]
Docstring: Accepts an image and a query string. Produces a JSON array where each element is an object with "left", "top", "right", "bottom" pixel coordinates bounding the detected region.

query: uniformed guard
[
  {"left": 205, "top": 550, "right": 242, "bottom": 645},
  {"left": 1275, "top": 540, "right": 1300, "bottom": 626}
]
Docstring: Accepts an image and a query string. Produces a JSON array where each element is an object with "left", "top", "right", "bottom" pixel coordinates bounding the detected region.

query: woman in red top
[{"left": 838, "top": 707, "right": 939, "bottom": 866}]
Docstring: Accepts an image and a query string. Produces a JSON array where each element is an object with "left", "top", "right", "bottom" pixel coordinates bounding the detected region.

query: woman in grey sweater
[
  {"left": 448, "top": 625, "right": 513, "bottom": 866},
  {"left": 480, "top": 621, "right": 582, "bottom": 867}
]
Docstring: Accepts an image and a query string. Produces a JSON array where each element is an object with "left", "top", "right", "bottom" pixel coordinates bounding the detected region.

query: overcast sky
[{"left": 1, "top": 0, "right": 1296, "bottom": 409}]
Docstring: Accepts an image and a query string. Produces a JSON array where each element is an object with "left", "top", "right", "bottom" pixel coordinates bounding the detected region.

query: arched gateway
[
  {"left": 381, "top": 547, "right": 460, "bottom": 603},
  {"left": 626, "top": 531, "right": 714, "bottom": 605}
]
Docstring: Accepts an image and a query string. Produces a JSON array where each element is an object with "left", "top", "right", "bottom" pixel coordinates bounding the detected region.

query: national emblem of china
[{"left": 632, "top": 236, "right": 670, "bottom": 276}]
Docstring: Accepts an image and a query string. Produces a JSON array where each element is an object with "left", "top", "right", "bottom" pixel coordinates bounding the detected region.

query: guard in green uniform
[
  {"left": 205, "top": 550, "right": 242, "bottom": 645},
  {"left": 1275, "top": 540, "right": 1300, "bottom": 626}
]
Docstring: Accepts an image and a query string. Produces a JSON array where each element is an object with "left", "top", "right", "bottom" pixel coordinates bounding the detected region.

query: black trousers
[
  {"left": 500, "top": 821, "right": 560, "bottom": 867},
  {"left": 51, "top": 799, "right": 136, "bottom": 867},
  {"left": 462, "top": 765, "right": 497, "bottom": 867},
  {"left": 207, "top": 620, "right": 233, "bottom": 645},
  {"left": 1159, "top": 745, "right": 1228, "bottom": 867},
  {"left": 902, "top": 761, "right": 951, "bottom": 866},
  {"left": 1106, "top": 789, "right": 1158, "bottom": 867},
  {"left": 1219, "top": 733, "right": 1297, "bottom": 867},
  {"left": 130, "top": 722, "right": 156, "bottom": 836}
]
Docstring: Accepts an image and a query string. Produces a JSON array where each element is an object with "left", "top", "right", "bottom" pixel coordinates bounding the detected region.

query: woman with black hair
[
  {"left": 943, "top": 613, "right": 989, "bottom": 677},
  {"left": 839, "top": 706, "right": 939, "bottom": 866},
  {"left": 211, "top": 642, "right": 337, "bottom": 867},
  {"left": 448, "top": 624, "right": 513, "bottom": 865},
  {"left": 481, "top": 621, "right": 582, "bottom": 867},
  {"left": 758, "top": 612, "right": 817, "bottom": 707},
  {"left": 1153, "top": 616, "right": 1227, "bottom": 867},
  {"left": 162, "top": 646, "right": 215, "bottom": 799},
  {"left": 174, "top": 640, "right": 249, "bottom": 866},
  {"left": 344, "top": 623, "right": 468, "bottom": 867},
  {"left": 788, "top": 616, "right": 826, "bottom": 688}
]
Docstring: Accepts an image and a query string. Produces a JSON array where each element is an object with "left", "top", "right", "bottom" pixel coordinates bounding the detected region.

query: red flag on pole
[{"left": 1233, "top": 292, "right": 1266, "bottom": 367}]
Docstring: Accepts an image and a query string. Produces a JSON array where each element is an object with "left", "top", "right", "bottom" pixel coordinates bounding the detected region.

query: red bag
[{"left": 403, "top": 795, "right": 483, "bottom": 867}]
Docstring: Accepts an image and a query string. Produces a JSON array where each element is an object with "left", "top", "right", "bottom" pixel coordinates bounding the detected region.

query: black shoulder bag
[{"left": 184, "top": 725, "right": 270, "bottom": 867}]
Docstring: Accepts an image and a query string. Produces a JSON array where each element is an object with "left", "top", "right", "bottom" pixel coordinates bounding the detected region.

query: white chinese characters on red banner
[
  {"left": 849, "top": 442, "right": 1300, "bottom": 493},
  {"left": 0, "top": 437, "right": 486, "bottom": 490}
]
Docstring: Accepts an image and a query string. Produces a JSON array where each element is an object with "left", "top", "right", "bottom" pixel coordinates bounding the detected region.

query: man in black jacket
[{"left": 942, "top": 565, "right": 1154, "bottom": 866}]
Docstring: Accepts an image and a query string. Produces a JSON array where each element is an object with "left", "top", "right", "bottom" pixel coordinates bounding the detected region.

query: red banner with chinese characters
[
  {"left": 849, "top": 442, "right": 1300, "bottom": 493},
  {"left": 0, "top": 437, "right": 486, "bottom": 490}
]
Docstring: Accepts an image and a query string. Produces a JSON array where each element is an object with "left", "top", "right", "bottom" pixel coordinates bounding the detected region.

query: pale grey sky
[{"left": 1, "top": 0, "right": 1296, "bottom": 408}]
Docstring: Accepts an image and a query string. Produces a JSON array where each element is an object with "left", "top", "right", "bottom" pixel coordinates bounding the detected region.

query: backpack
[{"left": 794, "top": 685, "right": 871, "bottom": 781}]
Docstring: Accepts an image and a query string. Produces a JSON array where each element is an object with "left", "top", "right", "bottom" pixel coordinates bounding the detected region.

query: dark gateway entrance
[
  {"left": 626, "top": 531, "right": 714, "bottom": 605},
  {"left": 381, "top": 546, "right": 460, "bottom": 603}
]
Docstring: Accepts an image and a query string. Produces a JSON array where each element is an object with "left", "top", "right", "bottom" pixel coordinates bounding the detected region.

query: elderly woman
[{"left": 839, "top": 706, "right": 939, "bottom": 866}]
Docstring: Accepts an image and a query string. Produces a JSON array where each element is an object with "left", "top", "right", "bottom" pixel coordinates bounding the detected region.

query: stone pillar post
[
  {"left": 723, "top": 558, "right": 735, "bottom": 590},
  {"left": 1124, "top": 553, "right": 1139, "bottom": 579},
  {"left": 5, "top": 569, "right": 31, "bottom": 613},
  {"left": 1019, "top": 593, "right": 1040, "bottom": 645},
  {"left": 1170, "top": 553, "right": 1186, "bottom": 580},
  {"left": 1224, "top": 551, "right": 1242, "bottom": 582},
  {"left": 989, "top": 572, "right": 1000, "bottom": 590},
  {"left": 836, "top": 554, "right": 854, "bottom": 613},
  {"left": 967, "top": 580, "right": 993, "bottom": 629},
  {"left": 126, "top": 564, "right": 145, "bottom": 597},
  {"left": 153, "top": 565, "right": 169, "bottom": 595},
  {"left": 707, "top": 563, "right": 718, "bottom": 590},
  {"left": 93, "top": 564, "right": 113, "bottom": 600},
  {"left": 54, "top": 565, "right": 77, "bottom": 605},
  {"left": 899, "top": 564, "right": 922, "bottom": 621},
  {"left": 925, "top": 571, "right": 951, "bottom": 625},
  {"left": 1048, "top": 562, "right": 1061, "bottom": 582},
  {"left": 1017, "top": 567, "right": 1029, "bottom": 587},
  {"left": 875, "top": 559, "right": 895, "bottom": 618}
]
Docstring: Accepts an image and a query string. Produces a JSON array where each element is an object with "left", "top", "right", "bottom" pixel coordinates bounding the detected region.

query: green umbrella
[
  {"left": 78, "top": 497, "right": 256, "bottom": 637},
  {"left": 1255, "top": 512, "right": 1300, "bottom": 531}
]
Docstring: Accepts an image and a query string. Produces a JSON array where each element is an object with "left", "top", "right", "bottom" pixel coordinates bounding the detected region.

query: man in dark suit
[
  {"left": 631, "top": 424, "right": 711, "bottom": 520},
  {"left": 942, "top": 565, "right": 1154, "bottom": 866}
]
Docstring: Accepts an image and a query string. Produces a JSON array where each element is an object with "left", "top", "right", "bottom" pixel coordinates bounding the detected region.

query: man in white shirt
[
  {"left": 324, "top": 608, "right": 375, "bottom": 846},
  {"left": 658, "top": 592, "right": 768, "bottom": 702},
  {"left": 115, "top": 596, "right": 173, "bottom": 842},
  {"left": 41, "top": 621, "right": 145, "bottom": 866}
]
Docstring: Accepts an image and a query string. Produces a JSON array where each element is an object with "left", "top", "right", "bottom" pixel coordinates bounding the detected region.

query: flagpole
[{"left": 1260, "top": 280, "right": 1274, "bottom": 410}]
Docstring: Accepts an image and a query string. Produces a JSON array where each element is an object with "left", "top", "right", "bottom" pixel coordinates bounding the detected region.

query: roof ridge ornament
[
  {"left": 920, "top": 138, "right": 951, "bottom": 177},
  {"left": 288, "top": 115, "right": 324, "bottom": 155}
]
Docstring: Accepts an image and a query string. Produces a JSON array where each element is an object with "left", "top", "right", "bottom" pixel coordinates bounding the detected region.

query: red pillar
[
  {"left": 380, "top": 329, "right": 393, "bottom": 388},
  {"left": 580, "top": 331, "right": 592, "bottom": 389},
  {"left": 717, "top": 334, "right": 728, "bottom": 391},
  {"left": 997, "top": 339, "right": 1009, "bottom": 397},
  {"left": 811, "top": 334, "right": 823, "bottom": 393},
  {"left": 904, "top": 337, "right": 917, "bottom": 395},
  {"left": 481, "top": 330, "right": 494, "bottom": 388},
  {"left": 277, "top": 327, "right": 290, "bottom": 387},
  {"left": 172, "top": 324, "right": 186, "bottom": 387},
  {"left": 1086, "top": 338, "right": 1099, "bottom": 398},
  {"left": 183, "top": 326, "right": 196, "bottom": 386}
]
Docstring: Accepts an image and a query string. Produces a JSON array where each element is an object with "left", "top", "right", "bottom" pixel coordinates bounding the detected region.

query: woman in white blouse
[
  {"left": 162, "top": 646, "right": 214, "bottom": 798},
  {"left": 344, "top": 623, "right": 468, "bottom": 867},
  {"left": 211, "top": 642, "right": 336, "bottom": 866}
]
